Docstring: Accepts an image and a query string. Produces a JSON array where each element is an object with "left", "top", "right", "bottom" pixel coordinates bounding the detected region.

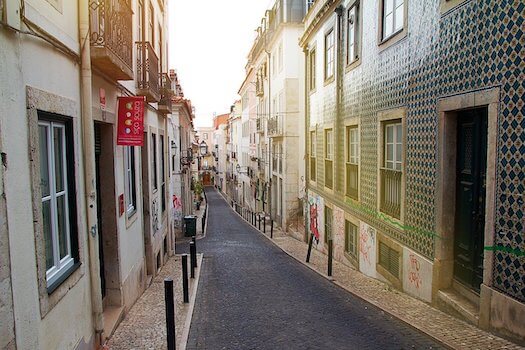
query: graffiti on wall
[
  {"left": 172, "top": 194, "right": 182, "bottom": 228},
  {"left": 307, "top": 191, "right": 324, "bottom": 243},
  {"left": 151, "top": 198, "right": 159, "bottom": 234},
  {"left": 359, "top": 222, "right": 377, "bottom": 278},
  {"left": 402, "top": 247, "right": 432, "bottom": 302}
]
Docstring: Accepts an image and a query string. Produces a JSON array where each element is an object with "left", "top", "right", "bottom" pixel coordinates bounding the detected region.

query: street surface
[{"left": 179, "top": 188, "right": 445, "bottom": 349}]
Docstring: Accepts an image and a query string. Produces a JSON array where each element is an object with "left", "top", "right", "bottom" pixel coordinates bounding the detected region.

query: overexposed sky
[{"left": 168, "top": 0, "right": 273, "bottom": 127}]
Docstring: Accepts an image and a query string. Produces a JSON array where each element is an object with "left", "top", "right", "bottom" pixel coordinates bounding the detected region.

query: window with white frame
[
  {"left": 309, "top": 48, "right": 316, "bottom": 91},
  {"left": 324, "top": 28, "right": 335, "bottom": 80},
  {"left": 39, "top": 118, "right": 78, "bottom": 288},
  {"left": 125, "top": 146, "right": 137, "bottom": 215},
  {"left": 382, "top": 0, "right": 404, "bottom": 40},
  {"left": 380, "top": 120, "right": 403, "bottom": 219},
  {"left": 347, "top": 2, "right": 360, "bottom": 64},
  {"left": 346, "top": 126, "right": 359, "bottom": 199},
  {"left": 324, "top": 128, "right": 333, "bottom": 189}
]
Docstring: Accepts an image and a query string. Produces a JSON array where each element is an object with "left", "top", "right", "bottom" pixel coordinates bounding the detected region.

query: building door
[
  {"left": 454, "top": 108, "right": 487, "bottom": 292},
  {"left": 141, "top": 132, "right": 153, "bottom": 277},
  {"left": 95, "top": 124, "right": 106, "bottom": 298}
]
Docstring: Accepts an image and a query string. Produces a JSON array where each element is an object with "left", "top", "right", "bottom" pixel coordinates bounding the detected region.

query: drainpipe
[
  {"left": 79, "top": 0, "right": 104, "bottom": 341},
  {"left": 335, "top": 4, "right": 344, "bottom": 192},
  {"left": 303, "top": 45, "right": 309, "bottom": 243}
]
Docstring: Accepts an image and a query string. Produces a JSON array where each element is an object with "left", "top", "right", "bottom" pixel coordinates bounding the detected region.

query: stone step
[{"left": 437, "top": 288, "right": 480, "bottom": 326}]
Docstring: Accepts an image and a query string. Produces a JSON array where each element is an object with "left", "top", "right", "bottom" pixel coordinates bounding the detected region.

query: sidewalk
[
  {"left": 106, "top": 254, "right": 202, "bottom": 350},
  {"left": 223, "top": 192, "right": 523, "bottom": 349},
  {"left": 271, "top": 235, "right": 523, "bottom": 349}
]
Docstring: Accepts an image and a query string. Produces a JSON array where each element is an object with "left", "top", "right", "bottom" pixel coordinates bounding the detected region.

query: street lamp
[{"left": 199, "top": 141, "right": 208, "bottom": 156}]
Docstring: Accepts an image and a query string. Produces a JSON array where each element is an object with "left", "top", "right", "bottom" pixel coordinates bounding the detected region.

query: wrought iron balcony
[
  {"left": 267, "top": 114, "right": 283, "bottom": 137},
  {"left": 158, "top": 73, "right": 173, "bottom": 114},
  {"left": 380, "top": 168, "right": 402, "bottom": 219},
  {"left": 256, "top": 117, "right": 264, "bottom": 133},
  {"left": 89, "top": 0, "right": 133, "bottom": 80},
  {"left": 136, "top": 41, "right": 160, "bottom": 102}
]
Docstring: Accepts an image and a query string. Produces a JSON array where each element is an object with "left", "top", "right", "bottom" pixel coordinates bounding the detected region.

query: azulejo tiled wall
[
  {"left": 326, "top": 0, "right": 524, "bottom": 301},
  {"left": 437, "top": 0, "right": 524, "bottom": 302}
]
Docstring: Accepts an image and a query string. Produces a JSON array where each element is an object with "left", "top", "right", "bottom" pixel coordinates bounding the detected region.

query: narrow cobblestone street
[{"left": 179, "top": 188, "right": 445, "bottom": 349}]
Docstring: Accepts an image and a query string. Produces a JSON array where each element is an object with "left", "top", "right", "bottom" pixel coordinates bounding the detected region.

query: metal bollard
[
  {"left": 164, "top": 279, "right": 176, "bottom": 350},
  {"left": 270, "top": 219, "right": 274, "bottom": 239},
  {"left": 306, "top": 234, "right": 314, "bottom": 263},
  {"left": 192, "top": 236, "right": 198, "bottom": 268},
  {"left": 263, "top": 215, "right": 266, "bottom": 234},
  {"left": 189, "top": 241, "right": 196, "bottom": 278},
  {"left": 328, "top": 239, "right": 333, "bottom": 277},
  {"left": 258, "top": 214, "right": 261, "bottom": 230},
  {"left": 181, "top": 255, "right": 189, "bottom": 303}
]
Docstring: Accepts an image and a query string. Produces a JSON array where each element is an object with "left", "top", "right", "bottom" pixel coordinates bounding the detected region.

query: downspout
[
  {"left": 335, "top": 5, "right": 343, "bottom": 193},
  {"left": 303, "top": 46, "right": 309, "bottom": 243},
  {"left": 79, "top": 0, "right": 104, "bottom": 342}
]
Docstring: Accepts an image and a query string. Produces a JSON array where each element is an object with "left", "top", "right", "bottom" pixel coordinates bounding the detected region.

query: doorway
[
  {"left": 453, "top": 108, "right": 487, "bottom": 292},
  {"left": 141, "top": 132, "right": 154, "bottom": 278},
  {"left": 94, "top": 122, "right": 121, "bottom": 306}
]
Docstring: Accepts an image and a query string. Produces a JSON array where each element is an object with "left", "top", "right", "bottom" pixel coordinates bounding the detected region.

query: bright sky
[{"left": 168, "top": 0, "right": 273, "bottom": 127}]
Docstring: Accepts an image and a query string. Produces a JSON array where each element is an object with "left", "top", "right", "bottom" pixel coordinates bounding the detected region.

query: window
[
  {"left": 309, "top": 48, "right": 316, "bottom": 91},
  {"left": 324, "top": 129, "right": 333, "bottom": 189},
  {"left": 379, "top": 241, "right": 400, "bottom": 278},
  {"left": 346, "top": 126, "right": 359, "bottom": 199},
  {"left": 38, "top": 116, "right": 78, "bottom": 289},
  {"left": 125, "top": 146, "right": 137, "bottom": 215},
  {"left": 160, "top": 135, "right": 166, "bottom": 213},
  {"left": 152, "top": 133, "right": 158, "bottom": 190},
  {"left": 324, "top": 28, "right": 335, "bottom": 80},
  {"left": 380, "top": 121, "right": 402, "bottom": 219},
  {"left": 347, "top": 3, "right": 360, "bottom": 64},
  {"left": 310, "top": 131, "right": 316, "bottom": 181},
  {"left": 345, "top": 220, "right": 358, "bottom": 257},
  {"left": 324, "top": 206, "right": 332, "bottom": 244},
  {"left": 138, "top": 0, "right": 144, "bottom": 40},
  {"left": 278, "top": 42, "right": 283, "bottom": 72},
  {"left": 385, "top": 122, "right": 402, "bottom": 171},
  {"left": 382, "top": 0, "right": 404, "bottom": 40},
  {"left": 148, "top": 3, "right": 154, "bottom": 44}
]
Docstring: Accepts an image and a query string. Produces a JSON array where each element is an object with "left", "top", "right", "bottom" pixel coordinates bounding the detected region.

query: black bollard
[
  {"left": 181, "top": 255, "right": 189, "bottom": 303},
  {"left": 164, "top": 279, "right": 176, "bottom": 350},
  {"left": 189, "top": 241, "right": 196, "bottom": 278},
  {"left": 263, "top": 215, "right": 266, "bottom": 234},
  {"left": 191, "top": 236, "right": 198, "bottom": 268},
  {"left": 306, "top": 234, "right": 314, "bottom": 263},
  {"left": 328, "top": 239, "right": 333, "bottom": 277},
  {"left": 270, "top": 219, "right": 274, "bottom": 239},
  {"left": 258, "top": 214, "right": 261, "bottom": 230}
]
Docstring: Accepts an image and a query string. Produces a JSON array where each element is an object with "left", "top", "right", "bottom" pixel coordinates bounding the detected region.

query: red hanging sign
[{"left": 117, "top": 96, "right": 146, "bottom": 146}]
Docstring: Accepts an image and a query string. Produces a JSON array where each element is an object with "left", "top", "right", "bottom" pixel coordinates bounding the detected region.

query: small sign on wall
[
  {"left": 119, "top": 194, "right": 124, "bottom": 217},
  {"left": 117, "top": 96, "right": 145, "bottom": 146}
]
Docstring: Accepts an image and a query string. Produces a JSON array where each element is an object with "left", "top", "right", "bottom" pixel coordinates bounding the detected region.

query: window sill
[
  {"left": 344, "top": 251, "right": 358, "bottom": 268},
  {"left": 47, "top": 262, "right": 81, "bottom": 294},
  {"left": 378, "top": 28, "right": 407, "bottom": 52},
  {"left": 126, "top": 209, "right": 139, "bottom": 229},
  {"left": 309, "top": 88, "right": 317, "bottom": 96},
  {"left": 345, "top": 57, "right": 361, "bottom": 73},
  {"left": 323, "top": 76, "right": 335, "bottom": 86}
]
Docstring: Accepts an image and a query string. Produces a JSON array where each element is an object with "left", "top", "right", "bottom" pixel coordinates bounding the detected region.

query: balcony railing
[
  {"left": 90, "top": 0, "right": 133, "bottom": 80},
  {"left": 136, "top": 41, "right": 160, "bottom": 102},
  {"left": 346, "top": 163, "right": 359, "bottom": 200},
  {"left": 256, "top": 118, "right": 264, "bottom": 133},
  {"left": 267, "top": 114, "right": 283, "bottom": 137},
  {"left": 158, "top": 73, "right": 173, "bottom": 114},
  {"left": 380, "top": 168, "right": 402, "bottom": 219}
]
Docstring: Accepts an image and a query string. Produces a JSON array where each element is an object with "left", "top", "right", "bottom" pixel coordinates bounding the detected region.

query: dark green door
[{"left": 454, "top": 108, "right": 487, "bottom": 292}]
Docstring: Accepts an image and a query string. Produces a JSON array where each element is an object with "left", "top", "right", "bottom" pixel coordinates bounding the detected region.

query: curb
[{"left": 179, "top": 253, "right": 203, "bottom": 350}]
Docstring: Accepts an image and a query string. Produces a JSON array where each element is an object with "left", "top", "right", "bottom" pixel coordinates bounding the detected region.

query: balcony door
[{"left": 454, "top": 108, "right": 487, "bottom": 292}]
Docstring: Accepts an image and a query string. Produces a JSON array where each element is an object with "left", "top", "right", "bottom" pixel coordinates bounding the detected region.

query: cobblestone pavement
[
  {"left": 107, "top": 254, "right": 200, "bottom": 350},
  {"left": 181, "top": 188, "right": 446, "bottom": 350}
]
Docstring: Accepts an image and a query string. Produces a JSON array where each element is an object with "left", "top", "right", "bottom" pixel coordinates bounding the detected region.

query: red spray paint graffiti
[{"left": 408, "top": 254, "right": 422, "bottom": 289}]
